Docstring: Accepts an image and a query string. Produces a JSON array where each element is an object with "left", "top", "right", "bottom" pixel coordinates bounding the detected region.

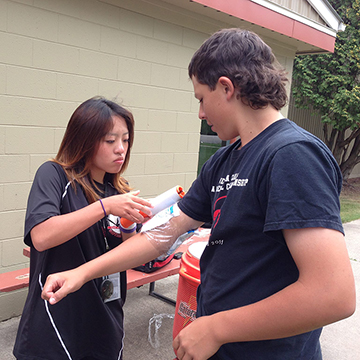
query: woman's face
[{"left": 90, "top": 115, "right": 129, "bottom": 183}]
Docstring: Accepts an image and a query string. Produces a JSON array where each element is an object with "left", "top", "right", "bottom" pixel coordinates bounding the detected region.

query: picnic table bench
[{"left": 0, "top": 266, "right": 30, "bottom": 292}]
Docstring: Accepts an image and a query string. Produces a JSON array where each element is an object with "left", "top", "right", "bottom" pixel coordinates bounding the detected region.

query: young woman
[{"left": 13, "top": 97, "right": 152, "bottom": 360}]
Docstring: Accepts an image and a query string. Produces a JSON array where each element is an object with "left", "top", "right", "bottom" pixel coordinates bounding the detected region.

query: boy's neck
[{"left": 236, "top": 105, "right": 284, "bottom": 148}]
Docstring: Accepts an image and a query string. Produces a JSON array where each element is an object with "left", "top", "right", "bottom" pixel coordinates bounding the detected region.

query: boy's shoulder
[{"left": 262, "top": 119, "right": 325, "bottom": 148}]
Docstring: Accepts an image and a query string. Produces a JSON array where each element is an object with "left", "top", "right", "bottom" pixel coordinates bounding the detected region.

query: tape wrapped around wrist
[{"left": 120, "top": 221, "right": 137, "bottom": 233}]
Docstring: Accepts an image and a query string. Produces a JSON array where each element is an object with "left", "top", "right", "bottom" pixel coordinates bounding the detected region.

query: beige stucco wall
[{"left": 0, "top": 0, "right": 295, "bottom": 320}]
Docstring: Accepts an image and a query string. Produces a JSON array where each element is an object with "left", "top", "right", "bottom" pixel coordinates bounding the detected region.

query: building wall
[{"left": 0, "top": 0, "right": 295, "bottom": 320}]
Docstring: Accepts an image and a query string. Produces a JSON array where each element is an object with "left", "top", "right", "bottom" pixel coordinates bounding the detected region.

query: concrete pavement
[{"left": 1, "top": 219, "right": 359, "bottom": 359}]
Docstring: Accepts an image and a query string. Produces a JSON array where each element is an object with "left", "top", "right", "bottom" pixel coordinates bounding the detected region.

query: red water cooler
[{"left": 173, "top": 241, "right": 207, "bottom": 339}]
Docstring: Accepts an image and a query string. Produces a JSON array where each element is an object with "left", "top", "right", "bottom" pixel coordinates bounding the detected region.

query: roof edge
[
  {"left": 251, "top": 0, "right": 343, "bottom": 36},
  {"left": 191, "top": 0, "right": 338, "bottom": 52},
  {"left": 306, "top": 0, "right": 346, "bottom": 31}
]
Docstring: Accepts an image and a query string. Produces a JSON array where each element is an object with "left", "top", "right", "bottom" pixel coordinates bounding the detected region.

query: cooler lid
[{"left": 188, "top": 241, "right": 207, "bottom": 260}]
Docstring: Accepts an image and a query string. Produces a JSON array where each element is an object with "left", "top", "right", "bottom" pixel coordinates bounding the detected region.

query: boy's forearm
[
  {"left": 42, "top": 211, "right": 203, "bottom": 304},
  {"left": 42, "top": 232, "right": 162, "bottom": 304},
  {"left": 78, "top": 211, "right": 200, "bottom": 282},
  {"left": 211, "top": 276, "right": 355, "bottom": 346},
  {"left": 81, "top": 212, "right": 202, "bottom": 281},
  {"left": 81, "top": 233, "right": 161, "bottom": 282}
]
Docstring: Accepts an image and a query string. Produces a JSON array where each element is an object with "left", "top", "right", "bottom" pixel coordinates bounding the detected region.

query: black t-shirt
[
  {"left": 178, "top": 119, "right": 343, "bottom": 360},
  {"left": 14, "top": 161, "right": 127, "bottom": 360}
]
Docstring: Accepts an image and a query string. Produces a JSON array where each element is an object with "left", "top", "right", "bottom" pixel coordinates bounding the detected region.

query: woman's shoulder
[
  {"left": 37, "top": 160, "right": 61, "bottom": 170},
  {"left": 34, "top": 161, "right": 68, "bottom": 185}
]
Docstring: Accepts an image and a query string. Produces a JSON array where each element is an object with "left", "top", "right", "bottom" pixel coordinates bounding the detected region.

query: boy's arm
[
  {"left": 173, "top": 227, "right": 356, "bottom": 360},
  {"left": 41, "top": 210, "right": 203, "bottom": 304}
]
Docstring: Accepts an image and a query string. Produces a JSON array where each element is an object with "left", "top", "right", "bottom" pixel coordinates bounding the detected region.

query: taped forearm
[
  {"left": 143, "top": 221, "right": 183, "bottom": 255},
  {"left": 142, "top": 208, "right": 203, "bottom": 255}
]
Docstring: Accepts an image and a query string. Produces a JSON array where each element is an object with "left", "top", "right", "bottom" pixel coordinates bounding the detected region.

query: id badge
[{"left": 100, "top": 272, "right": 121, "bottom": 303}]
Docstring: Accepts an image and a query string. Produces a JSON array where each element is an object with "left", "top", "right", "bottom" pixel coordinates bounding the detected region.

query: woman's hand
[
  {"left": 41, "top": 269, "right": 85, "bottom": 305},
  {"left": 31, "top": 191, "right": 152, "bottom": 252},
  {"left": 104, "top": 190, "right": 152, "bottom": 223}
]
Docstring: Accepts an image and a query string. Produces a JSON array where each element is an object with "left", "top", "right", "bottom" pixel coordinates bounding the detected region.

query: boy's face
[{"left": 191, "top": 76, "right": 238, "bottom": 141}]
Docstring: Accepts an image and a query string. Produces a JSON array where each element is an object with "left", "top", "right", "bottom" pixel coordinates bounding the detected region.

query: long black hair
[{"left": 54, "top": 96, "right": 134, "bottom": 202}]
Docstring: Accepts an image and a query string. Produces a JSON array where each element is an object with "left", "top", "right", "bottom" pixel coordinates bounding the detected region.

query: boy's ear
[{"left": 218, "top": 76, "right": 235, "bottom": 99}]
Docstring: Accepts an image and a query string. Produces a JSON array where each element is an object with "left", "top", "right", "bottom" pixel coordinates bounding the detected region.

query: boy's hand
[
  {"left": 173, "top": 315, "right": 222, "bottom": 360},
  {"left": 41, "top": 269, "right": 84, "bottom": 305}
]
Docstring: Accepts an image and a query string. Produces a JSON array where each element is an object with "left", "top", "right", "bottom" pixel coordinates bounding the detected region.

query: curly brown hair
[{"left": 188, "top": 28, "right": 288, "bottom": 110}]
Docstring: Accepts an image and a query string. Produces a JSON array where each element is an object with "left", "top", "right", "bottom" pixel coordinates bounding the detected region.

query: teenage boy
[{"left": 42, "top": 29, "right": 355, "bottom": 360}]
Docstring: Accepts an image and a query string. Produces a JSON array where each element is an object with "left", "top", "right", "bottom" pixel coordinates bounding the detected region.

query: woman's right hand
[{"left": 104, "top": 190, "right": 152, "bottom": 223}]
